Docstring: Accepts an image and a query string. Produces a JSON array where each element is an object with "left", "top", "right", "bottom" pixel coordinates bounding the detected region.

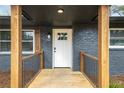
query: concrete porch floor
[{"left": 28, "top": 68, "right": 93, "bottom": 88}]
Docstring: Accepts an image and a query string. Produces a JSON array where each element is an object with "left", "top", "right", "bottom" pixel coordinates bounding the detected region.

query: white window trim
[
  {"left": 109, "top": 28, "right": 124, "bottom": 49},
  {"left": 0, "top": 29, "right": 35, "bottom": 54}
]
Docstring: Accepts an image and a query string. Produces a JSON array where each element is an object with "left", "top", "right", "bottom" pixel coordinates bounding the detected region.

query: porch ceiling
[
  {"left": 22, "top": 5, "right": 98, "bottom": 27},
  {"left": 1, "top": 5, "right": 124, "bottom": 28}
]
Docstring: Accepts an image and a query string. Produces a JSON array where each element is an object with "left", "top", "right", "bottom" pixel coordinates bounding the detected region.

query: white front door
[{"left": 53, "top": 29, "right": 72, "bottom": 68}]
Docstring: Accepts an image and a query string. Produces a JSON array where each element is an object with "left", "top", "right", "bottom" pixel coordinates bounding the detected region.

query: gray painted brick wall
[
  {"left": 0, "top": 54, "right": 40, "bottom": 72},
  {"left": 73, "top": 24, "right": 124, "bottom": 75},
  {"left": 0, "top": 55, "right": 10, "bottom": 72},
  {"left": 110, "top": 49, "right": 124, "bottom": 75},
  {"left": 41, "top": 26, "right": 52, "bottom": 68},
  {"left": 73, "top": 24, "right": 98, "bottom": 71},
  {"left": 0, "top": 25, "right": 124, "bottom": 75}
]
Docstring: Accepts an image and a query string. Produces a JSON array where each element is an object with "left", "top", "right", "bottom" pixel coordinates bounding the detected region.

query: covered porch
[{"left": 0, "top": 5, "right": 109, "bottom": 88}]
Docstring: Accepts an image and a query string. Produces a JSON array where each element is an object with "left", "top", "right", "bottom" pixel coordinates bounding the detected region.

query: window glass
[
  {"left": 110, "top": 29, "right": 124, "bottom": 47},
  {"left": 22, "top": 31, "right": 33, "bottom": 40},
  {"left": 0, "top": 42, "right": 10, "bottom": 51},
  {"left": 22, "top": 42, "right": 33, "bottom": 51},
  {"left": 57, "top": 33, "right": 68, "bottom": 40},
  {"left": 0, "top": 31, "right": 10, "bottom": 40},
  {"left": 110, "top": 39, "right": 124, "bottom": 46},
  {"left": 0, "top": 30, "right": 34, "bottom": 54},
  {"left": 110, "top": 30, "right": 124, "bottom": 37}
]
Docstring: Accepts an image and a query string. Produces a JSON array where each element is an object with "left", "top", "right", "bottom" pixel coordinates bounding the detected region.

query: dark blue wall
[
  {"left": 73, "top": 24, "right": 124, "bottom": 75},
  {"left": 110, "top": 49, "right": 124, "bottom": 75},
  {"left": 0, "top": 25, "right": 124, "bottom": 76},
  {"left": 41, "top": 26, "right": 52, "bottom": 68},
  {"left": 0, "top": 54, "right": 40, "bottom": 72},
  {"left": 73, "top": 24, "right": 98, "bottom": 71},
  {"left": 0, "top": 26, "right": 53, "bottom": 72},
  {"left": 0, "top": 55, "right": 10, "bottom": 72}
]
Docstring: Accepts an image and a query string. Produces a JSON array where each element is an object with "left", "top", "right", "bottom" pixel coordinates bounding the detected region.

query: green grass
[{"left": 109, "top": 80, "right": 124, "bottom": 88}]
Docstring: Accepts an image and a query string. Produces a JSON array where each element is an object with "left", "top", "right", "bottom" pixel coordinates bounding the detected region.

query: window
[
  {"left": 110, "top": 28, "right": 124, "bottom": 49},
  {"left": 57, "top": 33, "right": 68, "bottom": 40},
  {"left": 0, "top": 29, "right": 35, "bottom": 54}
]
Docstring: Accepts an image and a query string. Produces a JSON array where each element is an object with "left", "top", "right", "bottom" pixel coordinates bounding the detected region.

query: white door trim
[{"left": 52, "top": 29, "right": 73, "bottom": 69}]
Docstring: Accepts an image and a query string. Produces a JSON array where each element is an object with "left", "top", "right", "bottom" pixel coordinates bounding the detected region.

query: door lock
[{"left": 54, "top": 47, "right": 56, "bottom": 52}]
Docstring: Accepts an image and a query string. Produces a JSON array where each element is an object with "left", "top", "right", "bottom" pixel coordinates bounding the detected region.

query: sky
[{"left": 0, "top": 5, "right": 10, "bottom": 16}]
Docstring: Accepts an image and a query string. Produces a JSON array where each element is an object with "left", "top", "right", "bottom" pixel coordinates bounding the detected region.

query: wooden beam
[
  {"left": 83, "top": 52, "right": 98, "bottom": 61},
  {"left": 98, "top": 5, "right": 109, "bottom": 88},
  {"left": 41, "top": 51, "right": 44, "bottom": 69},
  {"left": 80, "top": 51, "right": 84, "bottom": 73},
  {"left": 11, "top": 5, "right": 22, "bottom": 88},
  {"left": 35, "top": 28, "right": 44, "bottom": 69},
  {"left": 35, "top": 28, "right": 41, "bottom": 53}
]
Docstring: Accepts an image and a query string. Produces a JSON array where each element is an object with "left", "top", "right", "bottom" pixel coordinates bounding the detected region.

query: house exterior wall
[
  {"left": 73, "top": 24, "right": 98, "bottom": 71},
  {"left": 73, "top": 23, "right": 124, "bottom": 75},
  {"left": 40, "top": 26, "right": 52, "bottom": 68},
  {"left": 0, "top": 55, "right": 10, "bottom": 72},
  {"left": 0, "top": 54, "right": 40, "bottom": 72},
  {"left": 0, "top": 24, "right": 124, "bottom": 75},
  {"left": 110, "top": 49, "right": 124, "bottom": 75}
]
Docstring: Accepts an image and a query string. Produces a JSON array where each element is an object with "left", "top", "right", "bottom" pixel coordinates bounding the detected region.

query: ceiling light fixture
[{"left": 57, "top": 8, "right": 64, "bottom": 14}]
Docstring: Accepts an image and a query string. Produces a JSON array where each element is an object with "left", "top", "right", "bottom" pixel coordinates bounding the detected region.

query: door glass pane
[
  {"left": 0, "top": 42, "right": 10, "bottom": 51},
  {"left": 57, "top": 33, "right": 68, "bottom": 40},
  {"left": 22, "top": 42, "right": 33, "bottom": 51}
]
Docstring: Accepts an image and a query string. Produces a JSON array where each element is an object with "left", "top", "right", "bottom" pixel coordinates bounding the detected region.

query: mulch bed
[
  {"left": 110, "top": 75, "right": 124, "bottom": 85},
  {"left": 86, "top": 74, "right": 124, "bottom": 87},
  {"left": 0, "top": 71, "right": 36, "bottom": 88},
  {"left": 0, "top": 72, "right": 10, "bottom": 88}
]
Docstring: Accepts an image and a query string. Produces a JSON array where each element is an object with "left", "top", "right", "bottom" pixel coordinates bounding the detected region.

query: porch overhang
[
  {"left": 1, "top": 6, "right": 124, "bottom": 28},
  {"left": 22, "top": 5, "right": 98, "bottom": 27},
  {"left": 0, "top": 5, "right": 99, "bottom": 27}
]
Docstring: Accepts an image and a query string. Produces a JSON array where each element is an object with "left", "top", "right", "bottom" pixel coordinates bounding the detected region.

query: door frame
[{"left": 52, "top": 28, "right": 73, "bottom": 69}]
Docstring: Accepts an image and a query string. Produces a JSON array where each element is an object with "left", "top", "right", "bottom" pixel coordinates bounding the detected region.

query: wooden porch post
[
  {"left": 35, "top": 28, "right": 41, "bottom": 53},
  {"left": 80, "top": 51, "right": 84, "bottom": 73},
  {"left": 11, "top": 5, "right": 22, "bottom": 88},
  {"left": 35, "top": 28, "right": 44, "bottom": 69},
  {"left": 98, "top": 5, "right": 109, "bottom": 88}
]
